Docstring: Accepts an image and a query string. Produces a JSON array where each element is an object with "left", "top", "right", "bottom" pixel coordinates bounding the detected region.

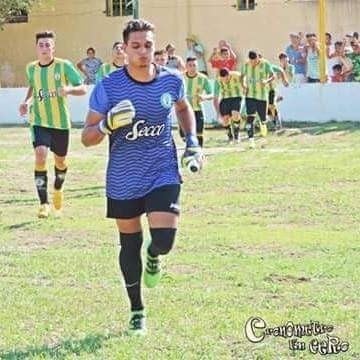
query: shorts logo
[
  {"left": 169, "top": 202, "right": 180, "bottom": 212},
  {"left": 160, "top": 93, "right": 173, "bottom": 109},
  {"left": 54, "top": 72, "right": 61, "bottom": 81}
]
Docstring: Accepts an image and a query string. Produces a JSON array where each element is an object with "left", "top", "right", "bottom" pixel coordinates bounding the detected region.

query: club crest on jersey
[
  {"left": 125, "top": 120, "right": 165, "bottom": 141},
  {"left": 54, "top": 72, "right": 61, "bottom": 81},
  {"left": 160, "top": 92, "right": 173, "bottom": 109}
]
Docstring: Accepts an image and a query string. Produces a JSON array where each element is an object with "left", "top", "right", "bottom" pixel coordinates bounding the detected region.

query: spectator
[
  {"left": 209, "top": 40, "right": 237, "bottom": 72},
  {"left": 285, "top": 32, "right": 306, "bottom": 83},
  {"left": 331, "top": 64, "right": 346, "bottom": 83},
  {"left": 328, "top": 41, "right": 353, "bottom": 81},
  {"left": 77, "top": 47, "right": 102, "bottom": 85},
  {"left": 304, "top": 33, "right": 321, "bottom": 82},
  {"left": 165, "top": 43, "right": 185, "bottom": 72},
  {"left": 154, "top": 49, "right": 168, "bottom": 66},
  {"left": 343, "top": 33, "right": 354, "bottom": 54},
  {"left": 347, "top": 41, "right": 360, "bottom": 81},
  {"left": 279, "top": 52, "right": 295, "bottom": 83},
  {"left": 185, "top": 34, "right": 207, "bottom": 75}
]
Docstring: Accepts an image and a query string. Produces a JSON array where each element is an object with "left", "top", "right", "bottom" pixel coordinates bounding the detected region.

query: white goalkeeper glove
[
  {"left": 98, "top": 99, "right": 136, "bottom": 135},
  {"left": 181, "top": 134, "right": 204, "bottom": 173}
]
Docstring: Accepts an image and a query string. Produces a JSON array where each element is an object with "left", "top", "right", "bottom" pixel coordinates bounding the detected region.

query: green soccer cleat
[
  {"left": 144, "top": 253, "right": 161, "bottom": 288},
  {"left": 125, "top": 311, "right": 146, "bottom": 336}
]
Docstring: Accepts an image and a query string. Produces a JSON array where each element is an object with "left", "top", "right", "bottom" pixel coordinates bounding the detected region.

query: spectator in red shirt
[
  {"left": 331, "top": 64, "right": 346, "bottom": 82},
  {"left": 209, "top": 41, "right": 237, "bottom": 73}
]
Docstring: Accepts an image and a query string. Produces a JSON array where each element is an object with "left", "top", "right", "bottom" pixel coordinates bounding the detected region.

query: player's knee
[
  {"left": 35, "top": 147, "right": 47, "bottom": 164},
  {"left": 150, "top": 228, "right": 177, "bottom": 255},
  {"left": 55, "top": 159, "right": 67, "bottom": 170},
  {"left": 247, "top": 115, "right": 256, "bottom": 123}
]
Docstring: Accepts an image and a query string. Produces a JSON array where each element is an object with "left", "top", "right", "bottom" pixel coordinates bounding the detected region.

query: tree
[{"left": 0, "top": 0, "right": 37, "bottom": 28}]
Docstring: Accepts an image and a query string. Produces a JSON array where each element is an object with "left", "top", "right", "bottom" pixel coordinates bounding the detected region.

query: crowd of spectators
[{"left": 46, "top": 30, "right": 360, "bottom": 86}]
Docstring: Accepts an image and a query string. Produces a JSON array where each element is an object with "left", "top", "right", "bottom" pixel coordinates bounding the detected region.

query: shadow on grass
[
  {"left": 0, "top": 332, "right": 122, "bottom": 360},
  {"left": 283, "top": 121, "right": 360, "bottom": 135},
  {"left": 4, "top": 221, "right": 34, "bottom": 231}
]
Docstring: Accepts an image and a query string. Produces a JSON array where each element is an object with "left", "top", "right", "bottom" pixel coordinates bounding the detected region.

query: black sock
[
  {"left": 197, "top": 135, "right": 203, "bottom": 147},
  {"left": 119, "top": 232, "right": 144, "bottom": 312},
  {"left": 34, "top": 170, "right": 48, "bottom": 204},
  {"left": 246, "top": 118, "right": 255, "bottom": 138},
  {"left": 54, "top": 166, "right": 67, "bottom": 190},
  {"left": 225, "top": 126, "right": 233, "bottom": 140},
  {"left": 233, "top": 122, "right": 240, "bottom": 140}
]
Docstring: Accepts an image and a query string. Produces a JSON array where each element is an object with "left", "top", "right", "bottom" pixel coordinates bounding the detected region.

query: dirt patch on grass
[{"left": 264, "top": 273, "right": 311, "bottom": 283}]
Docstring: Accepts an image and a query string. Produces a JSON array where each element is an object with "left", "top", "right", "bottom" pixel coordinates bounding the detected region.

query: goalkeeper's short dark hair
[{"left": 123, "top": 19, "right": 155, "bottom": 44}]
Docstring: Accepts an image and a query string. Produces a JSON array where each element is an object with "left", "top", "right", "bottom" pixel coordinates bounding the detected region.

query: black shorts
[
  {"left": 195, "top": 110, "right": 204, "bottom": 135},
  {"left": 219, "top": 97, "right": 242, "bottom": 116},
  {"left": 245, "top": 98, "right": 267, "bottom": 123},
  {"left": 107, "top": 184, "right": 181, "bottom": 219},
  {"left": 31, "top": 125, "right": 70, "bottom": 157}
]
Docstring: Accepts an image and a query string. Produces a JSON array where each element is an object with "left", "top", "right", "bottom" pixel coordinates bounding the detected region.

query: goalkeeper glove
[
  {"left": 98, "top": 99, "right": 135, "bottom": 135},
  {"left": 181, "top": 134, "right": 203, "bottom": 173}
]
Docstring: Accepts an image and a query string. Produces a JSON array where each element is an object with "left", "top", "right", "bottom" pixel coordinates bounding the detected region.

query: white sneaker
[{"left": 249, "top": 138, "right": 255, "bottom": 149}]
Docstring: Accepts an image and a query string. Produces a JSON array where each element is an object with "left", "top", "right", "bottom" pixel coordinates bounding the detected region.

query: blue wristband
[{"left": 185, "top": 134, "right": 199, "bottom": 147}]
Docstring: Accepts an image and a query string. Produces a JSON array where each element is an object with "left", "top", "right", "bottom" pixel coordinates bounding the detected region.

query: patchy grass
[{"left": 0, "top": 124, "right": 359, "bottom": 359}]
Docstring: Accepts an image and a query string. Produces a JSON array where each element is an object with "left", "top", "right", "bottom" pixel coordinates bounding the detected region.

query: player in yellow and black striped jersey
[
  {"left": 96, "top": 42, "right": 127, "bottom": 82},
  {"left": 19, "top": 30, "right": 86, "bottom": 218},
  {"left": 182, "top": 57, "right": 212, "bottom": 147},
  {"left": 240, "top": 50, "right": 274, "bottom": 148},
  {"left": 213, "top": 68, "right": 243, "bottom": 143}
]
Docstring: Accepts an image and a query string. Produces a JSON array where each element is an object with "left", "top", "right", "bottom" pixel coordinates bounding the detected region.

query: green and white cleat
[
  {"left": 125, "top": 311, "right": 146, "bottom": 337},
  {"left": 144, "top": 253, "right": 161, "bottom": 288}
]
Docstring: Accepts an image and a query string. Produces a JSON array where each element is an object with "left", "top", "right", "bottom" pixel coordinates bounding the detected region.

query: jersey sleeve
[
  {"left": 204, "top": 77, "right": 212, "bottom": 95},
  {"left": 265, "top": 61, "right": 275, "bottom": 76},
  {"left": 25, "top": 64, "right": 33, "bottom": 87},
  {"left": 64, "top": 60, "right": 83, "bottom": 86},
  {"left": 89, "top": 81, "right": 111, "bottom": 115},
  {"left": 213, "top": 79, "right": 220, "bottom": 97},
  {"left": 174, "top": 74, "right": 186, "bottom": 102},
  {"left": 271, "top": 64, "right": 283, "bottom": 74}
]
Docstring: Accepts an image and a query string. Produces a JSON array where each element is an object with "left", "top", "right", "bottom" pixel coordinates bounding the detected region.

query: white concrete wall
[
  {"left": 277, "top": 83, "right": 360, "bottom": 123},
  {"left": 1, "top": 83, "right": 360, "bottom": 125}
]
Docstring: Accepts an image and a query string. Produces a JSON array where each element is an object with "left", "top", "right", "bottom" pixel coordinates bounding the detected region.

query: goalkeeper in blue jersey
[{"left": 82, "top": 19, "right": 203, "bottom": 336}]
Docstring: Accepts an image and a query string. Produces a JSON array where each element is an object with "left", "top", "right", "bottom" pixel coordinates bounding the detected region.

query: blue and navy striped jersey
[{"left": 89, "top": 65, "right": 185, "bottom": 200}]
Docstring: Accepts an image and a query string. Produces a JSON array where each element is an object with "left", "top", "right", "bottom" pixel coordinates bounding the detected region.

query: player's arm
[
  {"left": 82, "top": 82, "right": 135, "bottom": 147},
  {"left": 19, "top": 87, "right": 33, "bottom": 116},
  {"left": 199, "top": 78, "right": 213, "bottom": 101},
  {"left": 262, "top": 63, "right": 275, "bottom": 86},
  {"left": 59, "top": 84, "right": 87, "bottom": 97},
  {"left": 60, "top": 60, "right": 87, "bottom": 96},
  {"left": 175, "top": 98, "right": 196, "bottom": 136},
  {"left": 175, "top": 98, "right": 203, "bottom": 169},
  {"left": 82, "top": 110, "right": 106, "bottom": 147}
]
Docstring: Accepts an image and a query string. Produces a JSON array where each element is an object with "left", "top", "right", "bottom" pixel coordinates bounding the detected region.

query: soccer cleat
[
  {"left": 249, "top": 138, "right": 256, "bottom": 149},
  {"left": 53, "top": 189, "right": 63, "bottom": 211},
  {"left": 125, "top": 311, "right": 146, "bottom": 336},
  {"left": 37, "top": 204, "right": 50, "bottom": 218},
  {"left": 259, "top": 121, "right": 268, "bottom": 137},
  {"left": 144, "top": 253, "right": 161, "bottom": 288}
]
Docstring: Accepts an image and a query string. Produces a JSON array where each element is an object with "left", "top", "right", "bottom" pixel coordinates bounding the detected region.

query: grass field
[{"left": 0, "top": 123, "right": 359, "bottom": 360}]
